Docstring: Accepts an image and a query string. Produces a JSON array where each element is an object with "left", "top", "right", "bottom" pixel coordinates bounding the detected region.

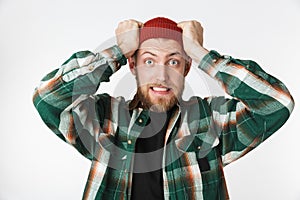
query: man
[{"left": 33, "top": 17, "right": 294, "bottom": 199}]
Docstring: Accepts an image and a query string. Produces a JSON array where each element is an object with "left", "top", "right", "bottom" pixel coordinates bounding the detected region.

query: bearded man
[{"left": 33, "top": 17, "right": 294, "bottom": 200}]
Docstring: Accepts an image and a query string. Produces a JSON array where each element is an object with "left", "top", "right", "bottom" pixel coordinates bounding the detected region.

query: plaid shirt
[{"left": 33, "top": 46, "right": 294, "bottom": 200}]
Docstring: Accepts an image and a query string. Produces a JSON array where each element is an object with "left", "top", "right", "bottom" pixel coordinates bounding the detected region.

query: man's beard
[{"left": 136, "top": 83, "right": 184, "bottom": 112}]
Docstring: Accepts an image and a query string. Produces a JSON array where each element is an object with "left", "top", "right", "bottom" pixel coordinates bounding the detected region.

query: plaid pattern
[{"left": 33, "top": 47, "right": 294, "bottom": 200}]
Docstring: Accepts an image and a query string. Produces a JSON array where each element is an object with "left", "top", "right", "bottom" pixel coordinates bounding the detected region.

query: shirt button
[
  {"left": 127, "top": 140, "right": 132, "bottom": 145},
  {"left": 88, "top": 65, "right": 94, "bottom": 71},
  {"left": 138, "top": 118, "right": 143, "bottom": 123},
  {"left": 197, "top": 146, "right": 201, "bottom": 150},
  {"left": 212, "top": 59, "right": 217, "bottom": 63}
]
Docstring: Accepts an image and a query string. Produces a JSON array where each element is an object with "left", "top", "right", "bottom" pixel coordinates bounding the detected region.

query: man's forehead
[{"left": 138, "top": 38, "right": 184, "bottom": 55}]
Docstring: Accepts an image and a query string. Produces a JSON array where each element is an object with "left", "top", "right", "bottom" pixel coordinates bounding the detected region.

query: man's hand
[
  {"left": 115, "top": 19, "right": 143, "bottom": 58},
  {"left": 177, "top": 20, "right": 209, "bottom": 64}
]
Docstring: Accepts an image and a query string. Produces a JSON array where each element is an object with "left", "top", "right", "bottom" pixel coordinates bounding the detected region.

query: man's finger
[{"left": 177, "top": 21, "right": 188, "bottom": 29}]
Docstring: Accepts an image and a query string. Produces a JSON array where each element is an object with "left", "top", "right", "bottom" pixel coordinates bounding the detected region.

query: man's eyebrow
[
  {"left": 168, "top": 51, "right": 182, "bottom": 57},
  {"left": 141, "top": 51, "right": 157, "bottom": 57},
  {"left": 140, "top": 51, "right": 183, "bottom": 57}
]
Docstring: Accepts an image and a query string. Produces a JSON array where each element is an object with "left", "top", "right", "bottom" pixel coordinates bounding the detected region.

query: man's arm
[
  {"left": 178, "top": 20, "right": 295, "bottom": 165},
  {"left": 32, "top": 47, "right": 126, "bottom": 160},
  {"left": 202, "top": 52, "right": 294, "bottom": 165}
]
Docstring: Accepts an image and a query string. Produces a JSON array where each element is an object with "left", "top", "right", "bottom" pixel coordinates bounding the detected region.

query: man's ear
[
  {"left": 128, "top": 56, "right": 136, "bottom": 75},
  {"left": 184, "top": 58, "right": 192, "bottom": 77}
]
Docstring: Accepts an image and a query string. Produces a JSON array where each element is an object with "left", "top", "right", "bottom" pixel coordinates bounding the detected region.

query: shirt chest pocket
[{"left": 174, "top": 131, "right": 220, "bottom": 173}]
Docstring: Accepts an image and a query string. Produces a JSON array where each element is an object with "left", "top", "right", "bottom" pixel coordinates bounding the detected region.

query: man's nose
[{"left": 155, "top": 65, "right": 169, "bottom": 82}]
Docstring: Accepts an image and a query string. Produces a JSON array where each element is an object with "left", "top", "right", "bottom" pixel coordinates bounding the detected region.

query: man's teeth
[{"left": 152, "top": 87, "right": 169, "bottom": 92}]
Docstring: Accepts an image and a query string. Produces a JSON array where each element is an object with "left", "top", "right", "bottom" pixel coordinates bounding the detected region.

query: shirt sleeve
[
  {"left": 198, "top": 50, "right": 295, "bottom": 166},
  {"left": 32, "top": 46, "right": 126, "bottom": 160}
]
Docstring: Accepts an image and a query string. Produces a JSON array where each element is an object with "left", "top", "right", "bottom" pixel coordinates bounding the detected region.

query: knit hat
[{"left": 139, "top": 17, "right": 183, "bottom": 46}]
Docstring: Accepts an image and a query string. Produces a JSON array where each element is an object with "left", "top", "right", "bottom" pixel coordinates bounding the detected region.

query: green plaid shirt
[{"left": 33, "top": 46, "right": 294, "bottom": 200}]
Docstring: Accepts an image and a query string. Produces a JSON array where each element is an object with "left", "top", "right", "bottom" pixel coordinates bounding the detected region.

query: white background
[{"left": 0, "top": 0, "right": 299, "bottom": 199}]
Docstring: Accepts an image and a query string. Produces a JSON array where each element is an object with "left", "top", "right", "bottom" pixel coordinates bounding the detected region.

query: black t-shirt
[{"left": 131, "top": 109, "right": 173, "bottom": 200}]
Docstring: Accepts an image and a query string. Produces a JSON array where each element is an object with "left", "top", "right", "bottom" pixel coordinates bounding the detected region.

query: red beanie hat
[{"left": 139, "top": 17, "right": 183, "bottom": 46}]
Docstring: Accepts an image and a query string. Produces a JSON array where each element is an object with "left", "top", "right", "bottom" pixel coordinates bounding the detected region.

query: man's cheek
[{"left": 137, "top": 76, "right": 151, "bottom": 87}]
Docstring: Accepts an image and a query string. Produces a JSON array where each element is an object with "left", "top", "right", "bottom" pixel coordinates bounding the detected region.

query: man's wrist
[
  {"left": 102, "top": 45, "right": 127, "bottom": 66},
  {"left": 187, "top": 46, "right": 209, "bottom": 65}
]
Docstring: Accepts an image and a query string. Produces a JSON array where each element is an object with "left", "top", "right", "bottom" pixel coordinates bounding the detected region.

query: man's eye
[
  {"left": 145, "top": 59, "right": 154, "bottom": 65},
  {"left": 169, "top": 59, "right": 179, "bottom": 66}
]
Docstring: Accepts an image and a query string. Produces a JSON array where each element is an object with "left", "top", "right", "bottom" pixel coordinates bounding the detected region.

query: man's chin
[{"left": 148, "top": 97, "right": 177, "bottom": 112}]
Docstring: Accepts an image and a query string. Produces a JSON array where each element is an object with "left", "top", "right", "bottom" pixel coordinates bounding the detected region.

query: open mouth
[{"left": 150, "top": 86, "right": 171, "bottom": 92}]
